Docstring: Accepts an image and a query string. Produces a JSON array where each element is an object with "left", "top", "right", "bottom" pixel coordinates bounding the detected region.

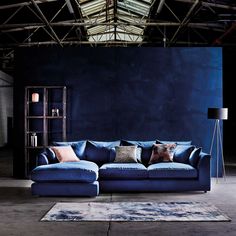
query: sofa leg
[{"left": 204, "top": 191, "right": 207, "bottom": 193}]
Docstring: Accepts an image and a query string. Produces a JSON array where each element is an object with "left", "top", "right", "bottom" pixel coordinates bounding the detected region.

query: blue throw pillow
[
  {"left": 71, "top": 141, "right": 87, "bottom": 160},
  {"left": 189, "top": 147, "right": 202, "bottom": 167},
  {"left": 173, "top": 145, "right": 195, "bottom": 164},
  {"left": 156, "top": 140, "right": 192, "bottom": 145},
  {"left": 109, "top": 147, "right": 116, "bottom": 162},
  {"left": 121, "top": 140, "right": 156, "bottom": 164},
  {"left": 86, "top": 140, "right": 120, "bottom": 164},
  {"left": 46, "top": 148, "right": 58, "bottom": 163}
]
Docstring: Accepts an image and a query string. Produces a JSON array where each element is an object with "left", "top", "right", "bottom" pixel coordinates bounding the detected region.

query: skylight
[{"left": 79, "top": 0, "right": 154, "bottom": 43}]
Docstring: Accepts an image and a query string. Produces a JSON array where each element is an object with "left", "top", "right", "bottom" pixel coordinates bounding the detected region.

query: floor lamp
[{"left": 208, "top": 108, "right": 228, "bottom": 181}]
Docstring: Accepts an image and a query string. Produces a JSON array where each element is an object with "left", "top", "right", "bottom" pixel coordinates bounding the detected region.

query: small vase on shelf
[
  {"left": 30, "top": 133, "right": 38, "bottom": 147},
  {"left": 52, "top": 108, "right": 59, "bottom": 117}
]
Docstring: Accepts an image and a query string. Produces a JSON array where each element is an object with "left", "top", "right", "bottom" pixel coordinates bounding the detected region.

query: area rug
[{"left": 41, "top": 202, "right": 230, "bottom": 222}]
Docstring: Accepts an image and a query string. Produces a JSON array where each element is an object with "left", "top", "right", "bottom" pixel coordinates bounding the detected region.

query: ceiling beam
[
  {"left": 30, "top": 0, "right": 63, "bottom": 47},
  {"left": 175, "top": 0, "right": 236, "bottom": 11},
  {"left": 0, "top": 0, "right": 57, "bottom": 10},
  {"left": 213, "top": 22, "right": 236, "bottom": 45},
  {"left": 157, "top": 0, "right": 166, "bottom": 14},
  {"left": 169, "top": 0, "right": 200, "bottom": 45},
  {"left": 0, "top": 22, "right": 224, "bottom": 28}
]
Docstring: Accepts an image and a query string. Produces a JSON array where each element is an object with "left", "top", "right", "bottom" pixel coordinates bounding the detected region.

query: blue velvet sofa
[{"left": 30, "top": 140, "right": 211, "bottom": 197}]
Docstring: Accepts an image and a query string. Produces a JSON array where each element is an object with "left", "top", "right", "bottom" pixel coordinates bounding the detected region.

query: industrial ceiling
[{"left": 0, "top": 0, "right": 236, "bottom": 72}]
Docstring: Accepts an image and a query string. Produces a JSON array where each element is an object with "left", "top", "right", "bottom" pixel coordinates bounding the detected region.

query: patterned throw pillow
[
  {"left": 148, "top": 143, "right": 176, "bottom": 164},
  {"left": 114, "top": 146, "right": 138, "bottom": 163},
  {"left": 51, "top": 146, "right": 80, "bottom": 163}
]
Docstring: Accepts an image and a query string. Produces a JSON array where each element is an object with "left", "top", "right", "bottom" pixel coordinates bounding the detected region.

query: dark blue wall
[{"left": 14, "top": 47, "right": 222, "bottom": 177}]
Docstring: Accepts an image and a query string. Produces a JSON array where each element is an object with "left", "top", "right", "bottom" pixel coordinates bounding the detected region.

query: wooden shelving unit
[{"left": 24, "top": 86, "right": 67, "bottom": 177}]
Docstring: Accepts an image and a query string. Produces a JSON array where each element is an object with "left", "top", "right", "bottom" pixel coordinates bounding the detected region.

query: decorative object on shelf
[
  {"left": 32, "top": 93, "right": 39, "bottom": 102},
  {"left": 52, "top": 108, "right": 60, "bottom": 117},
  {"left": 208, "top": 107, "right": 228, "bottom": 181},
  {"left": 30, "top": 132, "right": 38, "bottom": 147}
]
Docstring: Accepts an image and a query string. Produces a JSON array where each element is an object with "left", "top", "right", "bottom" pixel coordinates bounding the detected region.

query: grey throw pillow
[
  {"left": 114, "top": 146, "right": 138, "bottom": 163},
  {"left": 136, "top": 147, "right": 142, "bottom": 163}
]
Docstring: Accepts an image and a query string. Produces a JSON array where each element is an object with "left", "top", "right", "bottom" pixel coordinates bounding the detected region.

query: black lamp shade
[{"left": 208, "top": 108, "right": 228, "bottom": 120}]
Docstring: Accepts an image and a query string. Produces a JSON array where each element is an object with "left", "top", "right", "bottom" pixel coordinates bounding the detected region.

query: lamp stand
[{"left": 210, "top": 119, "right": 226, "bottom": 182}]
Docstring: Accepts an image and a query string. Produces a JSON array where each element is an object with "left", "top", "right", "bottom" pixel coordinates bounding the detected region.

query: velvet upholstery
[
  {"left": 189, "top": 147, "right": 202, "bottom": 167},
  {"left": 46, "top": 148, "right": 57, "bottom": 163},
  {"left": 71, "top": 141, "right": 87, "bottom": 159},
  {"left": 37, "top": 152, "right": 49, "bottom": 166},
  {"left": 99, "top": 163, "right": 148, "bottom": 180},
  {"left": 85, "top": 140, "right": 120, "bottom": 165},
  {"left": 99, "top": 179, "right": 209, "bottom": 192},
  {"left": 173, "top": 145, "right": 195, "bottom": 164},
  {"left": 156, "top": 140, "right": 192, "bottom": 145},
  {"left": 31, "top": 161, "right": 98, "bottom": 183},
  {"left": 32, "top": 140, "right": 211, "bottom": 196},
  {"left": 31, "top": 182, "right": 99, "bottom": 197},
  {"left": 148, "top": 162, "right": 198, "bottom": 179}
]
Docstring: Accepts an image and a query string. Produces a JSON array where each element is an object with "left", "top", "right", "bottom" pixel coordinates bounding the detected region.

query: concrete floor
[
  {"left": 0, "top": 148, "right": 236, "bottom": 236},
  {"left": 0, "top": 177, "right": 236, "bottom": 236}
]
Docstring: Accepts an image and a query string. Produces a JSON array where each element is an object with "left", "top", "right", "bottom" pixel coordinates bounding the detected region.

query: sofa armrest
[
  {"left": 197, "top": 152, "right": 211, "bottom": 188},
  {"left": 36, "top": 152, "right": 49, "bottom": 166}
]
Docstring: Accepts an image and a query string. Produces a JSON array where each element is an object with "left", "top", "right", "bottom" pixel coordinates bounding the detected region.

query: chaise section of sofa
[{"left": 31, "top": 160, "right": 99, "bottom": 197}]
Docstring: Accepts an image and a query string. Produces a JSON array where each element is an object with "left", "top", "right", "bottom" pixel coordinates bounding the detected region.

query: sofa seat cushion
[
  {"left": 99, "top": 163, "right": 148, "bottom": 180},
  {"left": 31, "top": 160, "right": 98, "bottom": 183},
  {"left": 148, "top": 162, "right": 197, "bottom": 179}
]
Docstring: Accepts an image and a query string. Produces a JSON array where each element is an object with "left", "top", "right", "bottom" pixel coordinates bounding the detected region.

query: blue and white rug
[{"left": 41, "top": 202, "right": 230, "bottom": 222}]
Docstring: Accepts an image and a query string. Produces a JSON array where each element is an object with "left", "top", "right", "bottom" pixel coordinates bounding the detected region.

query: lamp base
[{"left": 210, "top": 119, "right": 226, "bottom": 182}]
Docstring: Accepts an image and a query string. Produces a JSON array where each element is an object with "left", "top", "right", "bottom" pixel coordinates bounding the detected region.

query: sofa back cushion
[
  {"left": 85, "top": 140, "right": 121, "bottom": 165},
  {"left": 45, "top": 148, "right": 58, "bottom": 163},
  {"left": 156, "top": 140, "right": 192, "bottom": 145},
  {"left": 71, "top": 141, "right": 87, "bottom": 159},
  {"left": 121, "top": 140, "right": 155, "bottom": 164},
  {"left": 173, "top": 145, "right": 195, "bottom": 164},
  {"left": 189, "top": 147, "right": 202, "bottom": 167}
]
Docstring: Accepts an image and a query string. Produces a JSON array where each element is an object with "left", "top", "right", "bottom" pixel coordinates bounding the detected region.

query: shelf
[
  {"left": 48, "top": 101, "right": 64, "bottom": 104},
  {"left": 26, "top": 131, "right": 44, "bottom": 134},
  {"left": 24, "top": 86, "right": 67, "bottom": 178},
  {"left": 46, "top": 116, "right": 65, "bottom": 119},
  {"left": 26, "top": 116, "right": 66, "bottom": 119},
  {"left": 27, "top": 101, "right": 43, "bottom": 104},
  {"left": 26, "top": 116, "right": 44, "bottom": 118},
  {"left": 26, "top": 86, "right": 66, "bottom": 89}
]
